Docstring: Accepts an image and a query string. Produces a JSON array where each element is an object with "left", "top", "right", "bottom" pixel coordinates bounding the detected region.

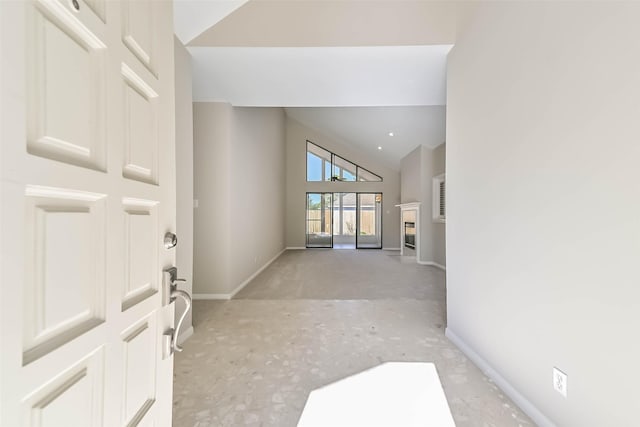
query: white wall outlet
[
  {"left": 193, "top": 199, "right": 199, "bottom": 208},
  {"left": 553, "top": 367, "right": 568, "bottom": 397}
]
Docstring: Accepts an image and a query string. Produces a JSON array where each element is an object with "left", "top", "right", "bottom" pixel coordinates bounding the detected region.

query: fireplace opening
[{"left": 404, "top": 221, "right": 416, "bottom": 249}]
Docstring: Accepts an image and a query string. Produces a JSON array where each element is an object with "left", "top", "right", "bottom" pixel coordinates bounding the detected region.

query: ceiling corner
[{"left": 173, "top": 0, "right": 250, "bottom": 45}]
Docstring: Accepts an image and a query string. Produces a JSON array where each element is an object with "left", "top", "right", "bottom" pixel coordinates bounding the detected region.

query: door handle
[
  {"left": 162, "top": 267, "right": 192, "bottom": 355},
  {"left": 170, "top": 286, "right": 191, "bottom": 353}
]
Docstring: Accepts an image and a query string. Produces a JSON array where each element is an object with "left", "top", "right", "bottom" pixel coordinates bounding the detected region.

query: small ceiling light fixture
[
  {"left": 377, "top": 146, "right": 382, "bottom": 150},
  {"left": 388, "top": 132, "right": 394, "bottom": 137}
]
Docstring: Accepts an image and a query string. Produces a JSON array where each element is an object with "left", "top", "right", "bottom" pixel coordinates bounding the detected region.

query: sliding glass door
[
  {"left": 306, "top": 193, "right": 332, "bottom": 248},
  {"left": 306, "top": 192, "right": 383, "bottom": 249},
  {"left": 332, "top": 193, "right": 356, "bottom": 249},
  {"left": 356, "top": 193, "right": 382, "bottom": 249}
]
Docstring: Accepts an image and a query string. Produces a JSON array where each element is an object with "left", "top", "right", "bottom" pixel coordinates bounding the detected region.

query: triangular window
[{"left": 306, "top": 141, "right": 382, "bottom": 182}]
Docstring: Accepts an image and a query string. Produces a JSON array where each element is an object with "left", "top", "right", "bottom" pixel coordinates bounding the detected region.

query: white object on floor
[{"left": 297, "top": 362, "right": 456, "bottom": 427}]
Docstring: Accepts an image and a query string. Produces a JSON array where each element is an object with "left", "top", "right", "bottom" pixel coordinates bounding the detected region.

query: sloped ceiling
[
  {"left": 178, "top": 1, "right": 462, "bottom": 168},
  {"left": 173, "top": 0, "right": 250, "bottom": 44},
  {"left": 188, "top": 0, "right": 463, "bottom": 47},
  {"left": 189, "top": 45, "right": 452, "bottom": 106},
  {"left": 286, "top": 107, "right": 446, "bottom": 170}
]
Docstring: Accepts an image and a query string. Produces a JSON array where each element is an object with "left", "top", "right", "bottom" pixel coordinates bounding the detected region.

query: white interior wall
[
  {"left": 174, "top": 37, "right": 194, "bottom": 338},
  {"left": 193, "top": 103, "right": 286, "bottom": 297},
  {"left": 419, "top": 147, "right": 435, "bottom": 263},
  {"left": 399, "top": 144, "right": 446, "bottom": 267},
  {"left": 193, "top": 102, "right": 232, "bottom": 296},
  {"left": 432, "top": 143, "right": 446, "bottom": 267},
  {"left": 285, "top": 117, "right": 401, "bottom": 249},
  {"left": 400, "top": 146, "right": 422, "bottom": 204},
  {"left": 399, "top": 147, "right": 422, "bottom": 259},
  {"left": 229, "top": 108, "right": 286, "bottom": 289},
  {"left": 446, "top": 3, "right": 640, "bottom": 426}
]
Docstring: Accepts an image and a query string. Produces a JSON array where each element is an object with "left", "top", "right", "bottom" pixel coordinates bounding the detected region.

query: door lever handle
[
  {"left": 162, "top": 266, "right": 192, "bottom": 355},
  {"left": 170, "top": 287, "right": 191, "bottom": 353}
]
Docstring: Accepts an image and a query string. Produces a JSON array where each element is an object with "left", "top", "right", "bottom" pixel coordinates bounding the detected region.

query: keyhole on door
[{"left": 71, "top": 0, "right": 80, "bottom": 11}]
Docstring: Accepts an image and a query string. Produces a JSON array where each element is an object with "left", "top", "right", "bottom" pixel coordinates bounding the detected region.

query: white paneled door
[{"left": 1, "top": 1, "right": 176, "bottom": 426}]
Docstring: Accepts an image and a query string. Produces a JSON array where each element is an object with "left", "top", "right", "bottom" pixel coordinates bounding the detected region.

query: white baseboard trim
[
  {"left": 193, "top": 293, "right": 231, "bottom": 300},
  {"left": 177, "top": 326, "right": 194, "bottom": 345},
  {"left": 382, "top": 247, "right": 401, "bottom": 251},
  {"left": 445, "top": 328, "right": 555, "bottom": 427},
  {"left": 417, "top": 260, "right": 447, "bottom": 271},
  {"left": 228, "top": 248, "right": 286, "bottom": 297},
  {"left": 194, "top": 248, "right": 286, "bottom": 301},
  {"left": 286, "top": 246, "right": 306, "bottom": 250}
]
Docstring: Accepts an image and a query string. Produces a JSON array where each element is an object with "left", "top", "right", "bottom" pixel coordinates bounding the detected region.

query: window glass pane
[
  {"left": 357, "top": 167, "right": 382, "bottom": 182},
  {"left": 307, "top": 140, "right": 383, "bottom": 183},
  {"left": 333, "top": 193, "right": 357, "bottom": 237},
  {"left": 356, "top": 193, "right": 382, "bottom": 249},
  {"left": 343, "top": 169, "right": 356, "bottom": 181},
  {"left": 307, "top": 152, "right": 322, "bottom": 181},
  {"left": 306, "top": 193, "right": 332, "bottom": 247},
  {"left": 325, "top": 161, "right": 332, "bottom": 182},
  {"left": 332, "top": 155, "right": 356, "bottom": 181},
  {"left": 307, "top": 142, "right": 332, "bottom": 181}
]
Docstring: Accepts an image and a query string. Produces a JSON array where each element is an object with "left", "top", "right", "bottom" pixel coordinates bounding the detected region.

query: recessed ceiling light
[
  {"left": 377, "top": 146, "right": 382, "bottom": 150},
  {"left": 388, "top": 132, "right": 394, "bottom": 137}
]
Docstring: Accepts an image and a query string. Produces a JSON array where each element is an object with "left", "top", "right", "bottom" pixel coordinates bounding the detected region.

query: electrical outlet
[{"left": 553, "top": 367, "right": 567, "bottom": 397}]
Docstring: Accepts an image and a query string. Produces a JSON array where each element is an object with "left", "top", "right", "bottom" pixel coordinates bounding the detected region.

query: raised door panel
[
  {"left": 23, "top": 186, "right": 106, "bottom": 365},
  {"left": 122, "top": 317, "right": 157, "bottom": 426},
  {"left": 27, "top": 1, "right": 107, "bottom": 171},
  {"left": 22, "top": 347, "right": 104, "bottom": 427},
  {"left": 0, "top": 1, "right": 174, "bottom": 425},
  {"left": 122, "top": 198, "right": 158, "bottom": 311},
  {"left": 122, "top": 64, "right": 159, "bottom": 184},
  {"left": 122, "top": 0, "right": 156, "bottom": 76}
]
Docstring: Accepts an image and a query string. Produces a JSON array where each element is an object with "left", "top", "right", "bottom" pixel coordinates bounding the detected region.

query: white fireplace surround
[{"left": 396, "top": 202, "right": 421, "bottom": 260}]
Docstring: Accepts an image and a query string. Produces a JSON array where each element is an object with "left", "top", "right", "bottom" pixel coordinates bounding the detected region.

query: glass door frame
[
  {"left": 355, "top": 193, "right": 383, "bottom": 249},
  {"left": 306, "top": 192, "right": 384, "bottom": 249},
  {"left": 332, "top": 192, "right": 357, "bottom": 249},
  {"left": 306, "top": 192, "right": 333, "bottom": 248}
]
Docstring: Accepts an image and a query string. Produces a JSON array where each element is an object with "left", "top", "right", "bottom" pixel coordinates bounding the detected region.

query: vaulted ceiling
[
  {"left": 286, "top": 107, "right": 446, "bottom": 169},
  {"left": 189, "top": 45, "right": 452, "bottom": 107},
  {"left": 175, "top": 1, "right": 465, "bottom": 169},
  {"left": 173, "top": 0, "right": 249, "bottom": 45}
]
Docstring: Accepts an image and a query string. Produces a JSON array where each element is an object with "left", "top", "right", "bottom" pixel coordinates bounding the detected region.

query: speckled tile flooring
[{"left": 173, "top": 250, "right": 534, "bottom": 427}]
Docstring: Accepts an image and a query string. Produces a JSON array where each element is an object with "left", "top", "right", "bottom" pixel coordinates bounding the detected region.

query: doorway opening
[{"left": 306, "top": 193, "right": 382, "bottom": 249}]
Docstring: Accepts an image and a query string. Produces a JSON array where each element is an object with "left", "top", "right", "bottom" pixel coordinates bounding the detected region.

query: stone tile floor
[{"left": 173, "top": 250, "right": 534, "bottom": 426}]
